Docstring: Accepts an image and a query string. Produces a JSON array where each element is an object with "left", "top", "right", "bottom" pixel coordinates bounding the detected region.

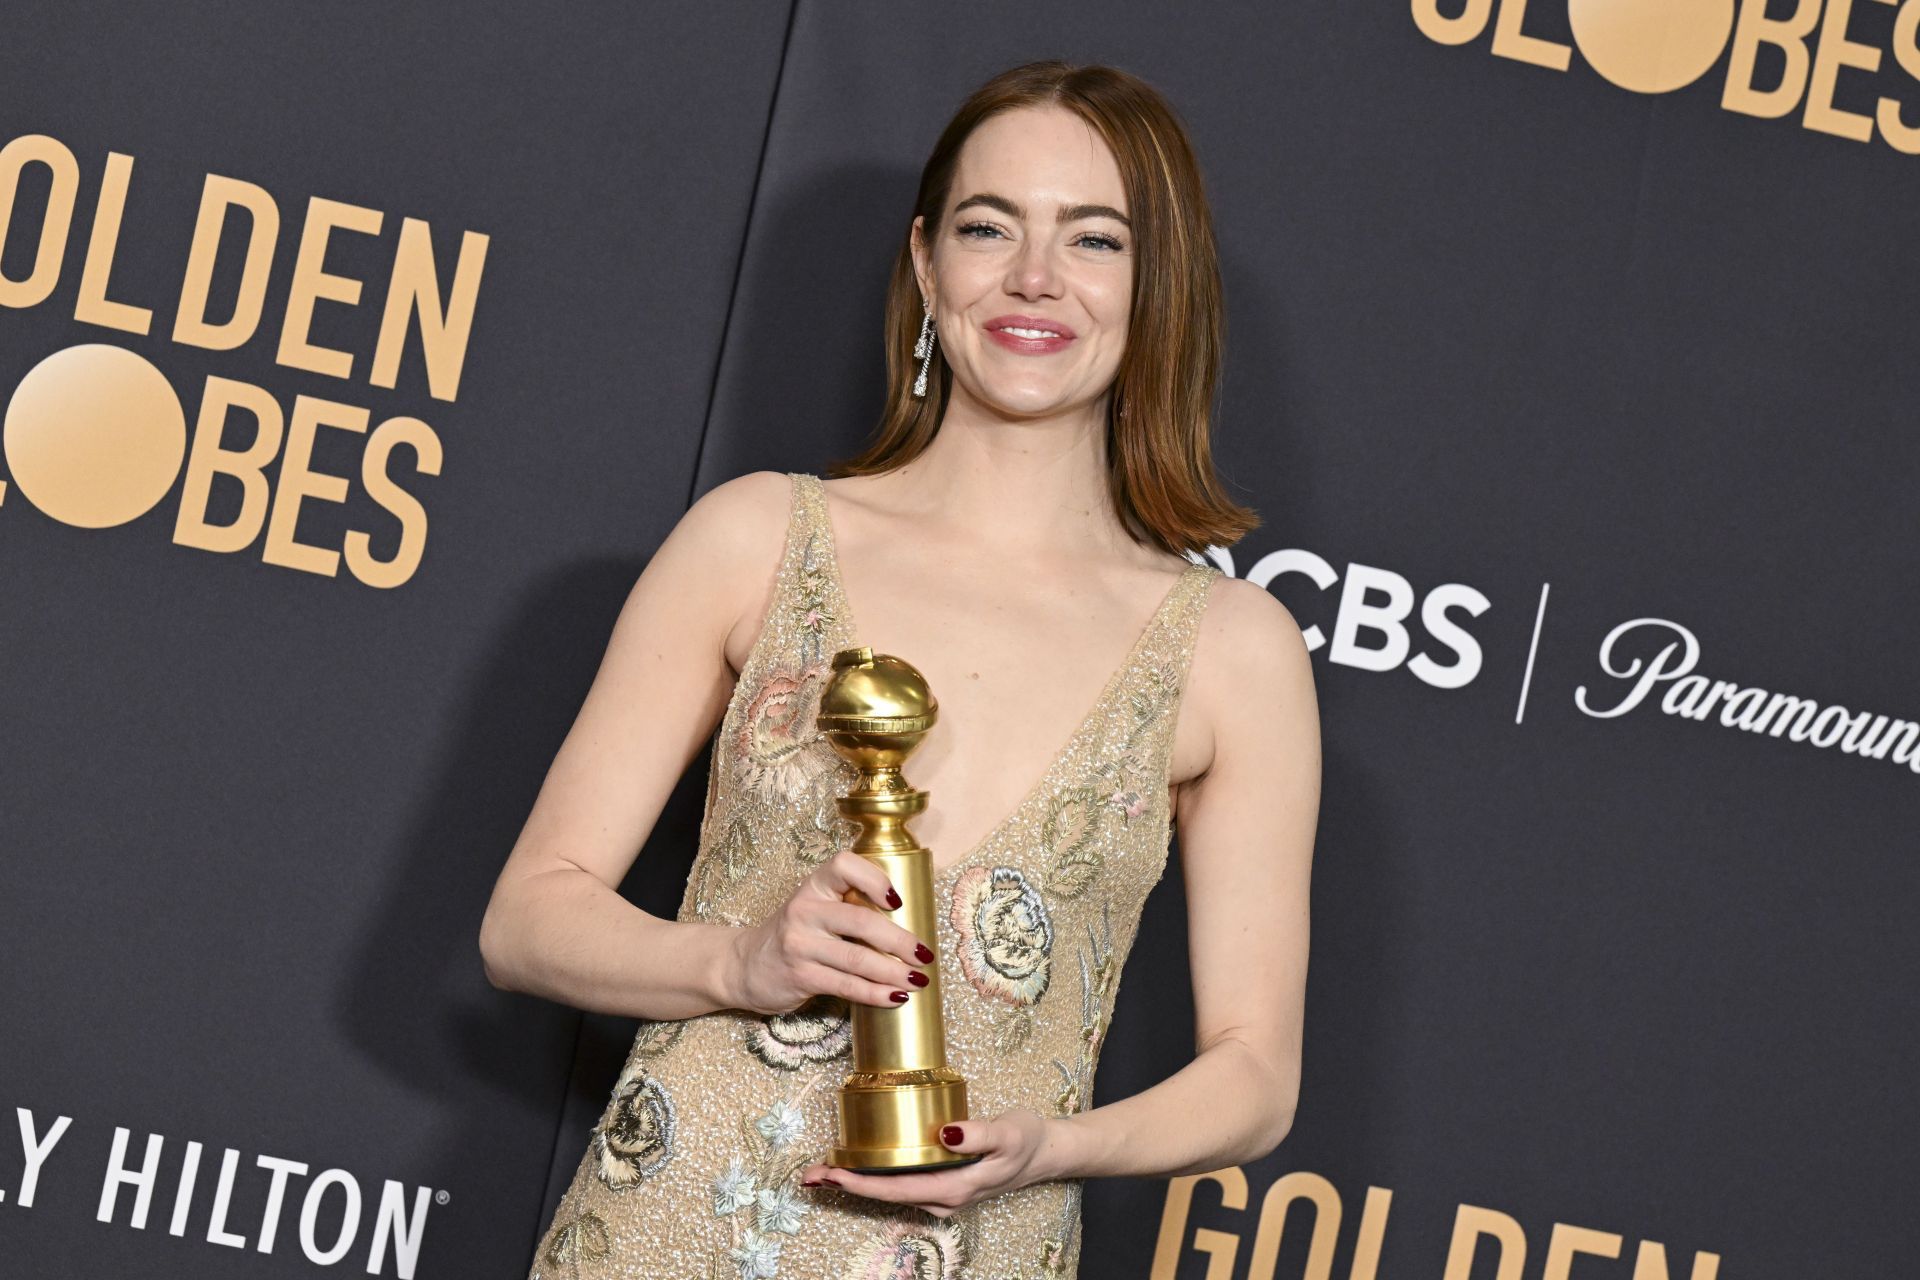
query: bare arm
[
  {"left": 1037, "top": 575, "right": 1320, "bottom": 1178},
  {"left": 477, "top": 470, "right": 788, "bottom": 1019}
]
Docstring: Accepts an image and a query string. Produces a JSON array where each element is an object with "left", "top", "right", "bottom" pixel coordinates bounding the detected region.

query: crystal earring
[{"left": 912, "top": 303, "right": 936, "bottom": 398}]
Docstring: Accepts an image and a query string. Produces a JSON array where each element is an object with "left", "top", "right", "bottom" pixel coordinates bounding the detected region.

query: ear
[{"left": 909, "top": 215, "right": 935, "bottom": 308}]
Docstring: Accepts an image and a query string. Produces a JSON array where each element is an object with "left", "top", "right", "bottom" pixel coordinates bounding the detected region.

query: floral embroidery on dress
[
  {"left": 789, "top": 788, "right": 858, "bottom": 868},
  {"left": 1002, "top": 1183, "right": 1083, "bottom": 1279},
  {"left": 794, "top": 529, "right": 838, "bottom": 669},
  {"left": 591, "top": 1059, "right": 678, "bottom": 1189},
  {"left": 737, "top": 661, "right": 839, "bottom": 801},
  {"left": 728, "top": 1229, "right": 783, "bottom": 1278},
  {"left": 705, "top": 1074, "right": 837, "bottom": 1277},
  {"left": 631, "top": 1017, "right": 685, "bottom": 1058},
  {"left": 535, "top": 1208, "right": 610, "bottom": 1280},
  {"left": 1035, "top": 662, "right": 1184, "bottom": 899},
  {"left": 748, "top": 995, "right": 853, "bottom": 1071},
  {"left": 949, "top": 866, "right": 1054, "bottom": 1006},
  {"left": 950, "top": 865, "right": 1056, "bottom": 1053},
  {"left": 1048, "top": 903, "right": 1116, "bottom": 1118},
  {"left": 1038, "top": 784, "right": 1108, "bottom": 898},
  {"left": 838, "top": 1217, "right": 967, "bottom": 1280}
]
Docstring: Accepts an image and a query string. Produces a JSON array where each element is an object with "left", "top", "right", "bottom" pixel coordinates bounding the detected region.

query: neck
[{"left": 885, "top": 384, "right": 1130, "bottom": 557}]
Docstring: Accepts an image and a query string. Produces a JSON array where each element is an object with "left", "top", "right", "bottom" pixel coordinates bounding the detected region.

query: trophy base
[
  {"left": 831, "top": 1071, "right": 981, "bottom": 1175},
  {"left": 830, "top": 1144, "right": 984, "bottom": 1175}
]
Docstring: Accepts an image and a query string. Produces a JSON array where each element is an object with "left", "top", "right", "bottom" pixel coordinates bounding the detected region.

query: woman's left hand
[{"left": 799, "top": 1110, "right": 1059, "bottom": 1218}]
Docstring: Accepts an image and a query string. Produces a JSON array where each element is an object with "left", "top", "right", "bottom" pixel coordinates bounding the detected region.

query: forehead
[{"left": 949, "top": 105, "right": 1127, "bottom": 213}]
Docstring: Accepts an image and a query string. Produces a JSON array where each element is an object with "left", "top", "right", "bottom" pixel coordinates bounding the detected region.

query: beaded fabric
[{"left": 530, "top": 472, "right": 1221, "bottom": 1280}]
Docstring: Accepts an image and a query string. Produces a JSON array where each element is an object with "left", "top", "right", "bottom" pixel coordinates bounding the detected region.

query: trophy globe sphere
[{"left": 816, "top": 646, "right": 939, "bottom": 772}]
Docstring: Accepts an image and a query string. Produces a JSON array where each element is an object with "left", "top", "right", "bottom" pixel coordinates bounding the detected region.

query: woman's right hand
[{"left": 727, "top": 850, "right": 936, "bottom": 1015}]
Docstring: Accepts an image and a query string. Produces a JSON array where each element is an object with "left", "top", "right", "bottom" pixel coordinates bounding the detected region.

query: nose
[{"left": 1002, "top": 234, "right": 1064, "bottom": 302}]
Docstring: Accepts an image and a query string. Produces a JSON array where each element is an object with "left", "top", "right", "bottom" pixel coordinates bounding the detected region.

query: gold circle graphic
[
  {"left": 1569, "top": 0, "right": 1735, "bottom": 94},
  {"left": 3, "top": 343, "right": 186, "bottom": 528}
]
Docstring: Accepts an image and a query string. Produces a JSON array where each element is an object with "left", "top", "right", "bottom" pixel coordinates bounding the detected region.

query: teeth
[{"left": 1003, "top": 326, "right": 1063, "bottom": 338}]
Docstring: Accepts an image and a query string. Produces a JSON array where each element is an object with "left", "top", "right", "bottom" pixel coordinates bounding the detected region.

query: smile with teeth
[{"left": 1002, "top": 325, "right": 1063, "bottom": 338}]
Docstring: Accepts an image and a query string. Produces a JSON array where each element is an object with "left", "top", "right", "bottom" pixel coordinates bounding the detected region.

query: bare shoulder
[
  {"left": 1180, "top": 572, "right": 1318, "bottom": 783},
  {"left": 670, "top": 469, "right": 794, "bottom": 568},
  {"left": 619, "top": 470, "right": 795, "bottom": 674}
]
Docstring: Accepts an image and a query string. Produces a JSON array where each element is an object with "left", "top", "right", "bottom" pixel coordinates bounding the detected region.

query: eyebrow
[{"left": 952, "top": 192, "right": 1131, "bottom": 228}]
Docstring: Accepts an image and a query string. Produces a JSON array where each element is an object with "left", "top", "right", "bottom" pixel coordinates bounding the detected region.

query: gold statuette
[{"left": 815, "top": 645, "right": 980, "bottom": 1173}]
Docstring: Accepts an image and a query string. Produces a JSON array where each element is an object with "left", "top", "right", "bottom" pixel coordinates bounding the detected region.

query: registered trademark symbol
[{"left": 436, "top": 1190, "right": 450, "bottom": 1206}]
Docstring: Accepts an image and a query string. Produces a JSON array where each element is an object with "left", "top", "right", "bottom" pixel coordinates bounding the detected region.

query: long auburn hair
[{"left": 827, "top": 61, "right": 1258, "bottom": 558}]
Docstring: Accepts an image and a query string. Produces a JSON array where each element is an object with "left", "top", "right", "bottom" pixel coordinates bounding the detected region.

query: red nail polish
[
  {"left": 823, "top": 1177, "right": 843, "bottom": 1188},
  {"left": 801, "top": 1178, "right": 821, "bottom": 1187},
  {"left": 907, "top": 969, "right": 929, "bottom": 988},
  {"left": 885, "top": 888, "right": 903, "bottom": 910},
  {"left": 889, "top": 990, "right": 909, "bottom": 1003},
  {"left": 914, "top": 943, "right": 934, "bottom": 964},
  {"left": 941, "top": 1125, "right": 963, "bottom": 1146}
]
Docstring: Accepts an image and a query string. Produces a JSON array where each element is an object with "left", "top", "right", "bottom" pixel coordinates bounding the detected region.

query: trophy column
[{"left": 816, "top": 645, "right": 980, "bottom": 1173}]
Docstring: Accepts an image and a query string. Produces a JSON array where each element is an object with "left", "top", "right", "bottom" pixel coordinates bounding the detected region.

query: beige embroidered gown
[{"left": 531, "top": 472, "right": 1221, "bottom": 1280}]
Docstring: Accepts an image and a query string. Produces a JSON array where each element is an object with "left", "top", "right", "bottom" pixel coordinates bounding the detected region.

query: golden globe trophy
[{"left": 815, "top": 645, "right": 981, "bottom": 1173}]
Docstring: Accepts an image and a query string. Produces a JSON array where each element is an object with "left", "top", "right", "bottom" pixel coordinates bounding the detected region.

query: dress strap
[
  {"left": 782, "top": 473, "right": 842, "bottom": 669},
  {"left": 1165, "top": 561, "right": 1223, "bottom": 674},
  {"left": 1121, "top": 561, "right": 1221, "bottom": 756}
]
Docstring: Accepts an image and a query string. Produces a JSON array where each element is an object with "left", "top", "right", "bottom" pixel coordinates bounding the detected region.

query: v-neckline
[{"left": 809, "top": 474, "right": 1201, "bottom": 883}]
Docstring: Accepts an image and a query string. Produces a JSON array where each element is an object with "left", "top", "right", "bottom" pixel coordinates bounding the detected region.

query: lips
[
  {"left": 984, "top": 314, "right": 1076, "bottom": 355},
  {"left": 986, "top": 314, "right": 1077, "bottom": 339}
]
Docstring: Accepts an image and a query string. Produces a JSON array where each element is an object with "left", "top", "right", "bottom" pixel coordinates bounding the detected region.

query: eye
[{"left": 960, "top": 221, "right": 1121, "bottom": 251}]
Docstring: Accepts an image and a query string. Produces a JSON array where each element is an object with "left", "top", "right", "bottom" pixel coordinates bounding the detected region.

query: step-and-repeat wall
[{"left": 3, "top": 3, "right": 1911, "bottom": 1276}]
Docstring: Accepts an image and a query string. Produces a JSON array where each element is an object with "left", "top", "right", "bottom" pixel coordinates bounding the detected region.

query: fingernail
[
  {"left": 800, "top": 1177, "right": 822, "bottom": 1187},
  {"left": 907, "top": 969, "right": 929, "bottom": 988},
  {"left": 941, "top": 1125, "right": 963, "bottom": 1146},
  {"left": 823, "top": 1177, "right": 843, "bottom": 1188},
  {"left": 889, "top": 990, "right": 909, "bottom": 1003},
  {"left": 914, "top": 943, "right": 934, "bottom": 964},
  {"left": 885, "top": 887, "right": 903, "bottom": 910}
]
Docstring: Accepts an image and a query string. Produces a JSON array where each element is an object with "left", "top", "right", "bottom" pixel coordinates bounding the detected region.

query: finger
[
  {"left": 800, "top": 1163, "right": 969, "bottom": 1210},
  {"left": 937, "top": 1120, "right": 991, "bottom": 1154},
  {"left": 803, "top": 956, "right": 912, "bottom": 1010},
  {"left": 817, "top": 849, "right": 900, "bottom": 911},
  {"left": 809, "top": 931, "right": 923, "bottom": 993},
  {"left": 817, "top": 899, "right": 933, "bottom": 971}
]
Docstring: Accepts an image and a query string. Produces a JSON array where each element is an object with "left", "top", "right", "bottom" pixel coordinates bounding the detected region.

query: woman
[{"left": 480, "top": 60, "right": 1319, "bottom": 1279}]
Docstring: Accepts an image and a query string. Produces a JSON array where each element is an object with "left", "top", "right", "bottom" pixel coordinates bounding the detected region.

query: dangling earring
[{"left": 912, "top": 302, "right": 936, "bottom": 398}]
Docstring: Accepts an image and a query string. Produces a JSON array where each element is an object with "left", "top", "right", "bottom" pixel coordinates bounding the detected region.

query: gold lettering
[
  {"left": 175, "top": 174, "right": 280, "bottom": 350},
  {"left": 1246, "top": 1171, "right": 1343, "bottom": 1279},
  {"left": 1443, "top": 1204, "right": 1526, "bottom": 1280},
  {"left": 263, "top": 393, "right": 369, "bottom": 576},
  {"left": 1150, "top": 1167, "right": 1249, "bottom": 1280},
  {"left": 1630, "top": 1238, "right": 1724, "bottom": 1280},
  {"left": 277, "top": 197, "right": 384, "bottom": 380},
  {"left": 1724, "top": 0, "right": 1822, "bottom": 119},
  {"left": 1411, "top": 0, "right": 1497, "bottom": 46},
  {"left": 73, "top": 152, "right": 152, "bottom": 334},
  {"left": 1492, "top": 0, "right": 1572, "bottom": 71},
  {"left": 0, "top": 134, "right": 80, "bottom": 309},
  {"left": 1806, "top": 0, "right": 1886, "bottom": 140},
  {"left": 370, "top": 217, "right": 489, "bottom": 403},
  {"left": 173, "top": 376, "right": 285, "bottom": 554},
  {"left": 345, "top": 414, "right": 440, "bottom": 588}
]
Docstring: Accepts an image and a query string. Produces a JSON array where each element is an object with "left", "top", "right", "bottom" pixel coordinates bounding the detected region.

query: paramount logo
[{"left": 1576, "top": 617, "right": 1920, "bottom": 776}]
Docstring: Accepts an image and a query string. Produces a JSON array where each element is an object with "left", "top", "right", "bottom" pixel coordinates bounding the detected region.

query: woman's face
[{"left": 912, "top": 104, "right": 1133, "bottom": 423}]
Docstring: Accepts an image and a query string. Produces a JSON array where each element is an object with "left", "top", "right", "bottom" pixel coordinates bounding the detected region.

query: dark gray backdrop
[{"left": 2, "top": 2, "right": 1912, "bottom": 1276}]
